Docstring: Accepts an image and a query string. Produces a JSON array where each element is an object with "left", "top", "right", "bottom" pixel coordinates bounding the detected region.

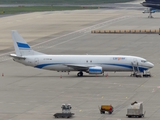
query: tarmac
[{"left": 0, "top": 6, "right": 160, "bottom": 120}]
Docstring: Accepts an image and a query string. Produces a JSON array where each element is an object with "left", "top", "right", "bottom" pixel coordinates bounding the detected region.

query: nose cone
[{"left": 148, "top": 62, "right": 154, "bottom": 68}]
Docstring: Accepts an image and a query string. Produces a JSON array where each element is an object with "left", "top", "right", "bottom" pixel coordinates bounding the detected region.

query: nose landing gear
[{"left": 77, "top": 71, "right": 83, "bottom": 77}]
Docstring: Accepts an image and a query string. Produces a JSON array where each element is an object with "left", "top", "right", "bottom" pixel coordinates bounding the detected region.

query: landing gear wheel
[
  {"left": 77, "top": 72, "right": 83, "bottom": 77},
  {"left": 80, "top": 72, "right": 83, "bottom": 76},
  {"left": 77, "top": 73, "right": 80, "bottom": 77}
]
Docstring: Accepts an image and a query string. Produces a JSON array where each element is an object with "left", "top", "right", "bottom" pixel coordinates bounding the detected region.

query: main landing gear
[
  {"left": 148, "top": 12, "right": 153, "bottom": 18},
  {"left": 77, "top": 71, "right": 83, "bottom": 77}
]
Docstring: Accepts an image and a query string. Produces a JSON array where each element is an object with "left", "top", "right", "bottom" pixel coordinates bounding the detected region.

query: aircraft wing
[
  {"left": 10, "top": 54, "right": 26, "bottom": 59},
  {"left": 65, "top": 64, "right": 95, "bottom": 70}
]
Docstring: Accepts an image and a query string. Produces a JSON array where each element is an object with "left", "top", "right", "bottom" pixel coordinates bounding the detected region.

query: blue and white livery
[{"left": 10, "top": 30, "right": 154, "bottom": 77}]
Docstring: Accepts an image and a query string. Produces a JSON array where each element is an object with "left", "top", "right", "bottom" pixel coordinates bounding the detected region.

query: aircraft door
[
  {"left": 132, "top": 58, "right": 138, "bottom": 71},
  {"left": 34, "top": 58, "right": 39, "bottom": 65},
  {"left": 133, "top": 58, "right": 138, "bottom": 65}
]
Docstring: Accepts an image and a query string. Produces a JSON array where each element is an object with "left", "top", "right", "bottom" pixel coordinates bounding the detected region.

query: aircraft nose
[{"left": 148, "top": 62, "right": 154, "bottom": 68}]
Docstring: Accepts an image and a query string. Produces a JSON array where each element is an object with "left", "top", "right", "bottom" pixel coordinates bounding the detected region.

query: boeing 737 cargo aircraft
[{"left": 10, "top": 30, "right": 154, "bottom": 77}]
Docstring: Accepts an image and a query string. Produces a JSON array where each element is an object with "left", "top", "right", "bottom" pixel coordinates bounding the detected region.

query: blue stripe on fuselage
[
  {"left": 35, "top": 63, "right": 60, "bottom": 69},
  {"left": 105, "top": 63, "right": 148, "bottom": 72},
  {"left": 17, "top": 42, "right": 30, "bottom": 48},
  {"left": 34, "top": 63, "right": 148, "bottom": 72},
  {"left": 106, "top": 64, "right": 132, "bottom": 69}
]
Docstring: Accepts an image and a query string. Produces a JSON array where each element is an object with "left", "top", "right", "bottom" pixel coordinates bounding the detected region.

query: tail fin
[{"left": 11, "top": 30, "right": 43, "bottom": 56}]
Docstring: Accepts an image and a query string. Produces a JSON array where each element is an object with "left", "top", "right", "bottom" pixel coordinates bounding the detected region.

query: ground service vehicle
[
  {"left": 126, "top": 101, "right": 145, "bottom": 118},
  {"left": 99, "top": 105, "right": 113, "bottom": 114},
  {"left": 54, "top": 104, "right": 74, "bottom": 118}
]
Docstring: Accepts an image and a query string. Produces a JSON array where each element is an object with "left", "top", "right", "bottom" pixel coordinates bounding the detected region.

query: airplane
[
  {"left": 141, "top": 0, "right": 160, "bottom": 18},
  {"left": 10, "top": 30, "right": 154, "bottom": 77}
]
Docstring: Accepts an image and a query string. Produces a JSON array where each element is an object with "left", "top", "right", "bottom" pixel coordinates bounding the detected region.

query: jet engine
[{"left": 88, "top": 66, "right": 102, "bottom": 74}]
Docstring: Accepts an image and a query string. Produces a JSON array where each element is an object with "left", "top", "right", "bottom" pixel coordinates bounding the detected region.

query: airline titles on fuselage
[{"left": 113, "top": 57, "right": 125, "bottom": 60}]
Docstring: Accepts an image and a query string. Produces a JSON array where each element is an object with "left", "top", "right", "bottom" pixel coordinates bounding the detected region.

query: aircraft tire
[
  {"left": 77, "top": 72, "right": 83, "bottom": 77},
  {"left": 77, "top": 73, "right": 80, "bottom": 77},
  {"left": 80, "top": 72, "right": 83, "bottom": 76}
]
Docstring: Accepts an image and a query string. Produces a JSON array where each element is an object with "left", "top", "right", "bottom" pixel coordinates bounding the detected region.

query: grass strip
[
  {"left": 0, "top": 0, "right": 134, "bottom": 4},
  {"left": 0, "top": 6, "right": 98, "bottom": 14}
]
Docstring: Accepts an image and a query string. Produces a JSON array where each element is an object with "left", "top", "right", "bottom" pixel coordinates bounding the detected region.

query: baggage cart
[
  {"left": 126, "top": 101, "right": 146, "bottom": 118},
  {"left": 99, "top": 105, "right": 113, "bottom": 114},
  {"left": 53, "top": 104, "right": 75, "bottom": 118}
]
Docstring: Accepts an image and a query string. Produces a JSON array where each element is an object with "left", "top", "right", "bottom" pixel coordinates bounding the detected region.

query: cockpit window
[{"left": 141, "top": 60, "right": 147, "bottom": 63}]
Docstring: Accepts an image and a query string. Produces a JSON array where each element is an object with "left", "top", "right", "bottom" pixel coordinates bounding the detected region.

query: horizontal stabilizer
[{"left": 10, "top": 54, "right": 26, "bottom": 59}]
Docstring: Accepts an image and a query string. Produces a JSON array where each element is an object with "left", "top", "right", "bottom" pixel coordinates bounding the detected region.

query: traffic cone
[
  {"left": 95, "top": 74, "right": 97, "bottom": 77},
  {"left": 106, "top": 73, "right": 108, "bottom": 77}
]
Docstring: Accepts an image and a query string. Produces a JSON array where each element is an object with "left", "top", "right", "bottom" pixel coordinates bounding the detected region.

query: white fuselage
[
  {"left": 10, "top": 30, "right": 154, "bottom": 76},
  {"left": 13, "top": 55, "right": 154, "bottom": 73}
]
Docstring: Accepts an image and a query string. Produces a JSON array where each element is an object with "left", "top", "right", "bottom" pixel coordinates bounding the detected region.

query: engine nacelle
[
  {"left": 143, "top": 8, "right": 156, "bottom": 13},
  {"left": 88, "top": 66, "right": 102, "bottom": 74}
]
